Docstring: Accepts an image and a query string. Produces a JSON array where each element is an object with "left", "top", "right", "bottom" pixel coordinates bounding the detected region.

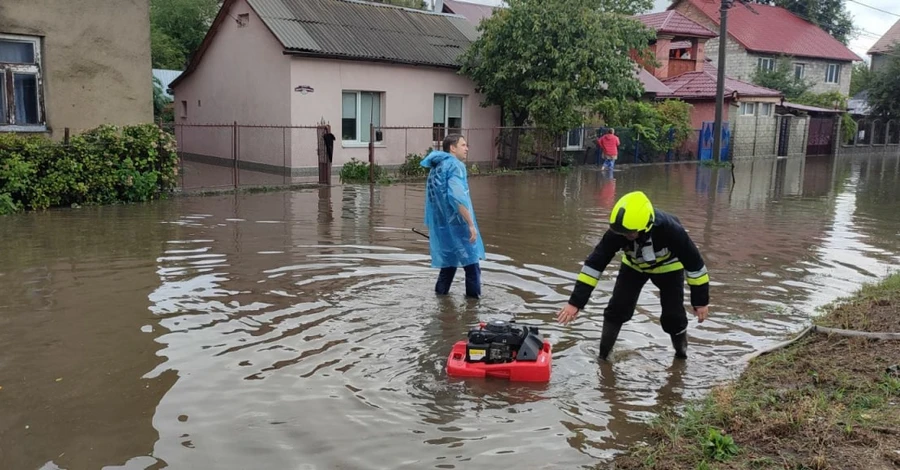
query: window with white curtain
[
  {"left": 0, "top": 34, "right": 44, "bottom": 128},
  {"left": 342, "top": 91, "right": 382, "bottom": 143},
  {"left": 433, "top": 94, "right": 463, "bottom": 141}
]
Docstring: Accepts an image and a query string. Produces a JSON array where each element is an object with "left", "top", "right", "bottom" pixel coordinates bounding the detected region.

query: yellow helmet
[{"left": 609, "top": 191, "right": 655, "bottom": 234}]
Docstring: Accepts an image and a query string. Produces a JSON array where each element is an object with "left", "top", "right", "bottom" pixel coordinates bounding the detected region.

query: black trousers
[{"left": 603, "top": 264, "right": 687, "bottom": 335}]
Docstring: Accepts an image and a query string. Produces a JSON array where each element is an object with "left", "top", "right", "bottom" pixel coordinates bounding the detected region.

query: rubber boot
[
  {"left": 598, "top": 321, "right": 623, "bottom": 361},
  {"left": 671, "top": 331, "right": 688, "bottom": 359}
]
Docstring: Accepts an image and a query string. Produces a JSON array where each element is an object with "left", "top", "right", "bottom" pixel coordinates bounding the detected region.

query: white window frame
[
  {"left": 740, "top": 102, "right": 757, "bottom": 116},
  {"left": 825, "top": 64, "right": 840, "bottom": 84},
  {"left": 760, "top": 103, "right": 773, "bottom": 116},
  {"left": 433, "top": 93, "right": 464, "bottom": 142},
  {"left": 341, "top": 90, "right": 383, "bottom": 146},
  {"left": 0, "top": 33, "right": 45, "bottom": 131},
  {"left": 793, "top": 63, "right": 805, "bottom": 80},
  {"left": 565, "top": 126, "right": 584, "bottom": 150},
  {"left": 757, "top": 57, "right": 775, "bottom": 72}
]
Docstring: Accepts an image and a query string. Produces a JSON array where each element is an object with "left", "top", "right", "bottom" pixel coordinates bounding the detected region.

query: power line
[{"left": 846, "top": 0, "right": 900, "bottom": 18}]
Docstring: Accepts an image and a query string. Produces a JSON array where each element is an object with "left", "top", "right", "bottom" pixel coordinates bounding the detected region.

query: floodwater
[{"left": 2, "top": 153, "right": 900, "bottom": 470}]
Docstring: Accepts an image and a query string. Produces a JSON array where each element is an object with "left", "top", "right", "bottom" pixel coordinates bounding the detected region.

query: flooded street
[{"left": 2, "top": 154, "right": 900, "bottom": 470}]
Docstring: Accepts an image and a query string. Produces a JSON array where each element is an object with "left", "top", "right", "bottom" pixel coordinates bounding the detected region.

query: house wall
[
  {"left": 747, "top": 54, "right": 852, "bottom": 96},
  {"left": 288, "top": 57, "right": 501, "bottom": 169},
  {"left": 0, "top": 0, "right": 152, "bottom": 139},
  {"left": 871, "top": 54, "right": 890, "bottom": 73},
  {"left": 674, "top": 2, "right": 853, "bottom": 97},
  {"left": 172, "top": 0, "right": 292, "bottom": 169},
  {"left": 684, "top": 100, "right": 728, "bottom": 130}
]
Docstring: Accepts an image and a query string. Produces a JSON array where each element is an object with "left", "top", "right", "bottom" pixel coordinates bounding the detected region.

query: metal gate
[
  {"left": 698, "top": 121, "right": 731, "bottom": 161},
  {"left": 777, "top": 115, "right": 791, "bottom": 157},
  {"left": 806, "top": 116, "right": 835, "bottom": 156}
]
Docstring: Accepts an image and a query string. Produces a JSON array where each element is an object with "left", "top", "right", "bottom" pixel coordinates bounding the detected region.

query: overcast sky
[{"left": 455, "top": 0, "right": 899, "bottom": 61}]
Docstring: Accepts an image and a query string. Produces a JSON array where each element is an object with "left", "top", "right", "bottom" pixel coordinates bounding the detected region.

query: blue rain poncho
[{"left": 421, "top": 150, "right": 486, "bottom": 268}]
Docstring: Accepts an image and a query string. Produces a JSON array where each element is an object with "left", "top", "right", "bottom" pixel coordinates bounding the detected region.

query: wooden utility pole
[{"left": 712, "top": 0, "right": 732, "bottom": 163}]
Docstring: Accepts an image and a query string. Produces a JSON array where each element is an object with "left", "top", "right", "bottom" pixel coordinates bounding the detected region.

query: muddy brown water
[{"left": 2, "top": 154, "right": 900, "bottom": 470}]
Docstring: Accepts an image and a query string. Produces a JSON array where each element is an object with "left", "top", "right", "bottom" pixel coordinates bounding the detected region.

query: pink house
[{"left": 169, "top": 0, "right": 500, "bottom": 175}]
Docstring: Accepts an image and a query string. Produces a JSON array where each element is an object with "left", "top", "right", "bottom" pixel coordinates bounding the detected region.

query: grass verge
[{"left": 610, "top": 273, "right": 900, "bottom": 470}]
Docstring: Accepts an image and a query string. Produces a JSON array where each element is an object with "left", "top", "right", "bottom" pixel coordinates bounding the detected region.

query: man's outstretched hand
[
  {"left": 693, "top": 305, "right": 709, "bottom": 323},
  {"left": 556, "top": 303, "right": 580, "bottom": 325}
]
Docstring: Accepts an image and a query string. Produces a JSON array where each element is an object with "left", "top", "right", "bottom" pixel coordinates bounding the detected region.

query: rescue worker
[{"left": 556, "top": 191, "right": 710, "bottom": 360}]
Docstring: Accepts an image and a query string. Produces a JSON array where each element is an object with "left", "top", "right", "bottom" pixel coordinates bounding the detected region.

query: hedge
[{"left": 0, "top": 124, "right": 179, "bottom": 215}]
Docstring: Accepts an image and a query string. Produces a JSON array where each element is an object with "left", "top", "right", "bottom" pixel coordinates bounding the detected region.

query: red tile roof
[
  {"left": 673, "top": 0, "right": 861, "bottom": 62},
  {"left": 636, "top": 10, "right": 718, "bottom": 38},
  {"left": 442, "top": 0, "right": 498, "bottom": 26},
  {"left": 868, "top": 18, "right": 900, "bottom": 55},
  {"left": 660, "top": 61, "right": 782, "bottom": 99}
]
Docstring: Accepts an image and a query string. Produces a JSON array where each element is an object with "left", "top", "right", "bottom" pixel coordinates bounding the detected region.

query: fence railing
[
  {"left": 566, "top": 126, "right": 701, "bottom": 164},
  {"left": 373, "top": 125, "right": 565, "bottom": 173},
  {"left": 156, "top": 122, "right": 700, "bottom": 191},
  {"left": 159, "top": 122, "right": 327, "bottom": 192},
  {"left": 846, "top": 118, "right": 900, "bottom": 146}
]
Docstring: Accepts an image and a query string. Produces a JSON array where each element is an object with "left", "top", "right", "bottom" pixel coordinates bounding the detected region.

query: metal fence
[
  {"left": 846, "top": 118, "right": 900, "bottom": 146},
  {"left": 157, "top": 122, "right": 702, "bottom": 192},
  {"left": 158, "top": 123, "right": 573, "bottom": 190},
  {"left": 565, "top": 126, "right": 702, "bottom": 164},
  {"left": 373, "top": 126, "right": 565, "bottom": 172},
  {"left": 160, "top": 122, "right": 327, "bottom": 192}
]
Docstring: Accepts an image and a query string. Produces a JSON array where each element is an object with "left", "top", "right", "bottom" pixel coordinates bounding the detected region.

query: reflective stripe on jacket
[{"left": 569, "top": 210, "right": 709, "bottom": 309}]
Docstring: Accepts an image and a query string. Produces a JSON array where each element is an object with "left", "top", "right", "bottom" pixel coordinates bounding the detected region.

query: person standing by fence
[
  {"left": 420, "top": 134, "right": 486, "bottom": 299},
  {"left": 598, "top": 128, "right": 621, "bottom": 172}
]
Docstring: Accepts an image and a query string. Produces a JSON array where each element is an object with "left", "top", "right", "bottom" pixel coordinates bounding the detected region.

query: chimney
[
  {"left": 653, "top": 36, "right": 673, "bottom": 79},
  {"left": 692, "top": 39, "right": 707, "bottom": 72},
  {"left": 434, "top": 0, "right": 444, "bottom": 12}
]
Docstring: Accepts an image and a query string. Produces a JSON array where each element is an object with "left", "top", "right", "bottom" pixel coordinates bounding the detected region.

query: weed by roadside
[{"left": 610, "top": 273, "right": 900, "bottom": 470}]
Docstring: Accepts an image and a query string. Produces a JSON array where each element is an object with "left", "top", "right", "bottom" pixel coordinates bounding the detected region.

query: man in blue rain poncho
[{"left": 421, "top": 134, "right": 486, "bottom": 298}]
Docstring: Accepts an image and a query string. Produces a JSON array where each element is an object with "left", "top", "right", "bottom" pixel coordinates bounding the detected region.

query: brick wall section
[
  {"left": 788, "top": 115, "right": 808, "bottom": 156},
  {"left": 674, "top": 2, "right": 852, "bottom": 96},
  {"left": 732, "top": 110, "right": 777, "bottom": 157}
]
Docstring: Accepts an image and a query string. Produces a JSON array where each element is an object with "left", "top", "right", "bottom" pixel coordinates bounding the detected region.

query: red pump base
[{"left": 446, "top": 340, "right": 553, "bottom": 382}]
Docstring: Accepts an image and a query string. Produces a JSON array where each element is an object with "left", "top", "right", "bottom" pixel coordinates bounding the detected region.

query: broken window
[{"left": 0, "top": 34, "right": 44, "bottom": 128}]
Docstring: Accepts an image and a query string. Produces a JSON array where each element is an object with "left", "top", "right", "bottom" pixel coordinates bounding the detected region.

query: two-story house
[
  {"left": 868, "top": 18, "right": 900, "bottom": 73},
  {"left": 670, "top": 0, "right": 862, "bottom": 97},
  {"left": 0, "top": 0, "right": 152, "bottom": 138}
]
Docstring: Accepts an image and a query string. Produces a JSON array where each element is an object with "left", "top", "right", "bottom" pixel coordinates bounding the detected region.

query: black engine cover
[{"left": 465, "top": 319, "right": 542, "bottom": 364}]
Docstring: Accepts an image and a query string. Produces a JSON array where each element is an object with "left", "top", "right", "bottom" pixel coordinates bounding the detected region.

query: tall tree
[
  {"left": 751, "top": 0, "right": 855, "bottom": 44},
  {"left": 751, "top": 56, "right": 812, "bottom": 99},
  {"left": 150, "top": 0, "right": 220, "bottom": 69},
  {"left": 849, "top": 62, "right": 875, "bottom": 97},
  {"left": 458, "top": 0, "right": 656, "bottom": 134},
  {"left": 867, "top": 51, "right": 900, "bottom": 118}
]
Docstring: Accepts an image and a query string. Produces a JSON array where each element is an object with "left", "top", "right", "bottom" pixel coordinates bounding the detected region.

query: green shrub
[
  {"left": 397, "top": 149, "right": 433, "bottom": 178},
  {"left": 338, "top": 158, "right": 391, "bottom": 184},
  {"left": 0, "top": 123, "right": 178, "bottom": 214}
]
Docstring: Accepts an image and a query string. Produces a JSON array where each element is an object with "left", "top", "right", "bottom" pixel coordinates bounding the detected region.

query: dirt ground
[{"left": 609, "top": 274, "right": 900, "bottom": 470}]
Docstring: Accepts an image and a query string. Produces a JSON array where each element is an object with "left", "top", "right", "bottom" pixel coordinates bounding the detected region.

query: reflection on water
[{"left": 1, "top": 153, "right": 900, "bottom": 469}]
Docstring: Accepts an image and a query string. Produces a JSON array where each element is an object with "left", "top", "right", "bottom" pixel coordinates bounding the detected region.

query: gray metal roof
[
  {"left": 152, "top": 68, "right": 183, "bottom": 98},
  {"left": 247, "top": 0, "right": 478, "bottom": 68}
]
